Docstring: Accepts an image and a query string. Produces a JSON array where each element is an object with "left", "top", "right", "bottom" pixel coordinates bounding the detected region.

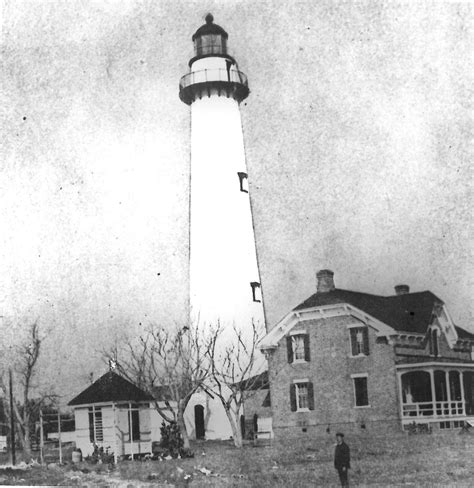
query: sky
[{"left": 1, "top": 0, "right": 472, "bottom": 401}]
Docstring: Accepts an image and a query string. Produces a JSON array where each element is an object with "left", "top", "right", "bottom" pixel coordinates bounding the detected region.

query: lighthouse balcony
[{"left": 179, "top": 68, "right": 249, "bottom": 105}]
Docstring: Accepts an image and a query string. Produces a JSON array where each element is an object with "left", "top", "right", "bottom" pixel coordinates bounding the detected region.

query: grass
[{"left": 0, "top": 431, "right": 473, "bottom": 486}]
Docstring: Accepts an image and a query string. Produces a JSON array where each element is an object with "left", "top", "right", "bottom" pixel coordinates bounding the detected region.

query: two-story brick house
[{"left": 259, "top": 270, "right": 474, "bottom": 439}]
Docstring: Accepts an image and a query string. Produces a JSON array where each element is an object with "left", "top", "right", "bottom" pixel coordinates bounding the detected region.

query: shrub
[{"left": 159, "top": 421, "right": 192, "bottom": 458}]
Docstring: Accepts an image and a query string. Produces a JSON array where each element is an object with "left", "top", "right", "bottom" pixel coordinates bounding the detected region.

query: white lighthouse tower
[
  {"left": 179, "top": 14, "right": 265, "bottom": 338},
  {"left": 179, "top": 15, "right": 266, "bottom": 440}
]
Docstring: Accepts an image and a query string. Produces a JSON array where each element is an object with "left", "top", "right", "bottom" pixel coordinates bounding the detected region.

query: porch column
[
  {"left": 396, "top": 371, "right": 404, "bottom": 420},
  {"left": 445, "top": 371, "right": 451, "bottom": 416},
  {"left": 429, "top": 370, "right": 436, "bottom": 417},
  {"left": 460, "top": 371, "right": 465, "bottom": 415},
  {"left": 112, "top": 403, "right": 118, "bottom": 464}
]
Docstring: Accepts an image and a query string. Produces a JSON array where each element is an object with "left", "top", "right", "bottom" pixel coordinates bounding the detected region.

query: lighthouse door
[{"left": 194, "top": 405, "right": 205, "bottom": 439}]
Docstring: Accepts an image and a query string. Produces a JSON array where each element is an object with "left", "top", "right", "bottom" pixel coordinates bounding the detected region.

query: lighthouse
[{"left": 179, "top": 14, "right": 265, "bottom": 338}]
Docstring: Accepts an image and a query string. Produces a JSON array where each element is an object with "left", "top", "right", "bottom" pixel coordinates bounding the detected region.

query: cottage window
[
  {"left": 349, "top": 327, "right": 369, "bottom": 356},
  {"left": 88, "top": 407, "right": 103, "bottom": 443},
  {"left": 352, "top": 374, "right": 369, "bottom": 407},
  {"left": 237, "top": 172, "right": 248, "bottom": 193},
  {"left": 286, "top": 334, "right": 310, "bottom": 363},
  {"left": 128, "top": 404, "right": 140, "bottom": 442},
  {"left": 290, "top": 381, "right": 314, "bottom": 412}
]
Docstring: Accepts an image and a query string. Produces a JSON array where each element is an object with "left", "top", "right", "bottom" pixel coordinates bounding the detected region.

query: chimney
[
  {"left": 317, "top": 269, "right": 335, "bottom": 293},
  {"left": 394, "top": 284, "right": 410, "bottom": 296}
]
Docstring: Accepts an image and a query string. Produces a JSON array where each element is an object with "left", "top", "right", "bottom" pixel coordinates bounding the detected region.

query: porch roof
[{"left": 68, "top": 371, "right": 153, "bottom": 406}]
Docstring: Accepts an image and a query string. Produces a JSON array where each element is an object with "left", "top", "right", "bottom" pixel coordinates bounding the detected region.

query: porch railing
[{"left": 402, "top": 401, "right": 465, "bottom": 418}]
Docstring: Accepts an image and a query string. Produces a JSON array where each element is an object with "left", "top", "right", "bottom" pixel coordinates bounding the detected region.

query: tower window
[
  {"left": 250, "top": 282, "right": 261, "bottom": 302},
  {"left": 237, "top": 172, "right": 248, "bottom": 193}
]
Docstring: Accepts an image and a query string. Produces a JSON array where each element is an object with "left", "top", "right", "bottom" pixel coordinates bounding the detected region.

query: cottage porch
[{"left": 396, "top": 364, "right": 474, "bottom": 427}]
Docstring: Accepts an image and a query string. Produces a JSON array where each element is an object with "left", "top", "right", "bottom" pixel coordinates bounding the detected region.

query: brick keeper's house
[{"left": 259, "top": 270, "right": 474, "bottom": 439}]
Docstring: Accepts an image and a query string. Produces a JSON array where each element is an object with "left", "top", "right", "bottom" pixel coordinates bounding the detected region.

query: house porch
[{"left": 396, "top": 363, "right": 474, "bottom": 428}]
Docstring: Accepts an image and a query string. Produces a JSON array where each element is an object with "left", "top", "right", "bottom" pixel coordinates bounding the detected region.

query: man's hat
[{"left": 335, "top": 432, "right": 344, "bottom": 437}]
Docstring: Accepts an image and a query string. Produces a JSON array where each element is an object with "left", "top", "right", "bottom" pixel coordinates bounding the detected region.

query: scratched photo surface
[{"left": 1, "top": 1, "right": 472, "bottom": 403}]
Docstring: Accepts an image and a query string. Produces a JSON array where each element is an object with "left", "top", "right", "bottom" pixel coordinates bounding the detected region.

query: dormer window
[
  {"left": 237, "top": 172, "right": 248, "bottom": 193},
  {"left": 250, "top": 282, "right": 261, "bottom": 302},
  {"left": 349, "top": 326, "right": 369, "bottom": 357},
  {"left": 429, "top": 328, "right": 439, "bottom": 357}
]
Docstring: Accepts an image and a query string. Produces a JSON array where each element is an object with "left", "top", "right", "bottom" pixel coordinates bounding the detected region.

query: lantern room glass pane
[{"left": 195, "top": 34, "right": 227, "bottom": 56}]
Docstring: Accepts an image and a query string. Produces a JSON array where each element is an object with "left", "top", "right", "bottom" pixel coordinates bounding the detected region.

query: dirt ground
[{"left": 0, "top": 431, "right": 473, "bottom": 487}]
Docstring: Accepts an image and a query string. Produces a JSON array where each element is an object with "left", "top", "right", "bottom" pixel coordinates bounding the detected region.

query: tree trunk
[
  {"left": 22, "top": 418, "right": 32, "bottom": 461},
  {"left": 224, "top": 406, "right": 243, "bottom": 448},
  {"left": 177, "top": 400, "right": 190, "bottom": 450}
]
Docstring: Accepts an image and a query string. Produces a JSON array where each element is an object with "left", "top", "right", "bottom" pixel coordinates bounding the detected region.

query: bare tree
[
  {"left": 206, "top": 321, "right": 268, "bottom": 448},
  {"left": 104, "top": 322, "right": 211, "bottom": 449},
  {"left": 0, "top": 322, "right": 55, "bottom": 460}
]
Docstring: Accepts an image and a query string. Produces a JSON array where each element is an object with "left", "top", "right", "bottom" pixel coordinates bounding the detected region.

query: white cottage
[{"left": 68, "top": 371, "right": 164, "bottom": 458}]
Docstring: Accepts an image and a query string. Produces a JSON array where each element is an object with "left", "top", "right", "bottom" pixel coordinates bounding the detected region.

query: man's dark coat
[{"left": 334, "top": 441, "right": 351, "bottom": 470}]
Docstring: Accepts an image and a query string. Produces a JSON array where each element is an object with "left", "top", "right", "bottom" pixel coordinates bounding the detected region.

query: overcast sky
[{"left": 1, "top": 1, "right": 472, "bottom": 400}]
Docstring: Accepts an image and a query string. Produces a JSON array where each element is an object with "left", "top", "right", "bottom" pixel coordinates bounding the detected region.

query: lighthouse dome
[{"left": 192, "top": 13, "right": 228, "bottom": 41}]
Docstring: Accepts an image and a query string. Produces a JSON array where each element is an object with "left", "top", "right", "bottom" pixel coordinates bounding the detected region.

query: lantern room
[{"left": 192, "top": 13, "right": 228, "bottom": 59}]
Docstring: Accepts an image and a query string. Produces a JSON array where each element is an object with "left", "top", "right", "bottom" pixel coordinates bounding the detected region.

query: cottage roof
[
  {"left": 293, "top": 289, "right": 474, "bottom": 338},
  {"left": 68, "top": 371, "right": 154, "bottom": 406}
]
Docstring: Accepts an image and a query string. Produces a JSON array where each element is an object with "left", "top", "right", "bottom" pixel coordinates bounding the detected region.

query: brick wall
[{"left": 268, "top": 315, "right": 401, "bottom": 440}]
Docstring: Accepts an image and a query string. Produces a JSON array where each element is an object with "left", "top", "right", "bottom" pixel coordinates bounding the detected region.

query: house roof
[
  {"left": 455, "top": 325, "right": 474, "bottom": 340},
  {"left": 68, "top": 371, "right": 154, "bottom": 406},
  {"left": 293, "top": 288, "right": 474, "bottom": 339},
  {"left": 232, "top": 371, "right": 269, "bottom": 391}
]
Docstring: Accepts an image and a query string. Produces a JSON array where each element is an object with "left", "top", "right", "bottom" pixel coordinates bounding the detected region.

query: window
[
  {"left": 352, "top": 375, "right": 369, "bottom": 407},
  {"left": 250, "top": 282, "right": 261, "bottom": 302},
  {"left": 88, "top": 407, "right": 103, "bottom": 443},
  {"left": 237, "top": 172, "right": 248, "bottom": 193},
  {"left": 290, "top": 381, "right": 314, "bottom": 412},
  {"left": 349, "top": 327, "right": 369, "bottom": 356},
  {"left": 128, "top": 405, "right": 140, "bottom": 442},
  {"left": 286, "top": 334, "right": 310, "bottom": 363},
  {"left": 429, "top": 329, "right": 439, "bottom": 356}
]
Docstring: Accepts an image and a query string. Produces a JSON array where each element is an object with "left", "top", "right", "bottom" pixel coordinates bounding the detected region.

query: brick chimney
[
  {"left": 317, "top": 269, "right": 335, "bottom": 293},
  {"left": 394, "top": 284, "right": 410, "bottom": 296}
]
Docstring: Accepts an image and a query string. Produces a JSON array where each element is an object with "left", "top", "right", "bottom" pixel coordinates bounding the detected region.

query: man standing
[{"left": 334, "top": 432, "right": 350, "bottom": 487}]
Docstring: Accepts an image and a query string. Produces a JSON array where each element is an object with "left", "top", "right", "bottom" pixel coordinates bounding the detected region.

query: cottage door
[{"left": 194, "top": 405, "right": 205, "bottom": 439}]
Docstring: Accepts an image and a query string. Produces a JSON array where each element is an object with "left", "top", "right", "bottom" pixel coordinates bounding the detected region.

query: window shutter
[
  {"left": 290, "top": 384, "right": 297, "bottom": 412},
  {"left": 286, "top": 336, "right": 294, "bottom": 364},
  {"left": 350, "top": 329, "right": 357, "bottom": 356},
  {"left": 363, "top": 328, "right": 369, "bottom": 355},
  {"left": 308, "top": 382, "right": 315, "bottom": 410},
  {"left": 304, "top": 334, "right": 311, "bottom": 362}
]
